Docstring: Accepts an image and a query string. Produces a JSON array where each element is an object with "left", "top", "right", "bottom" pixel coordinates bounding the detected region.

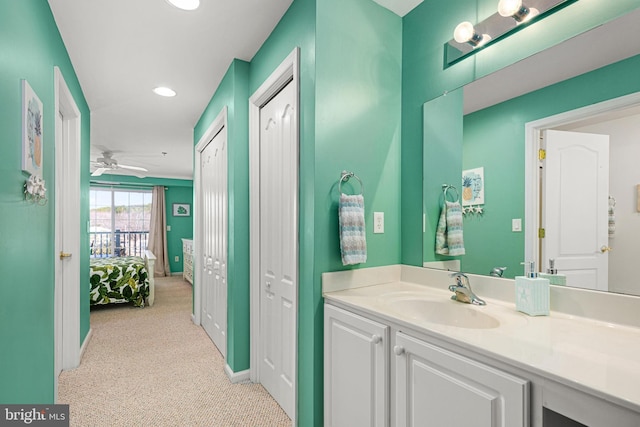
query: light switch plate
[
  {"left": 512, "top": 218, "right": 522, "bottom": 232},
  {"left": 174, "top": 256, "right": 179, "bottom": 262},
  {"left": 374, "top": 212, "right": 384, "bottom": 234},
  {"left": 167, "top": 225, "right": 172, "bottom": 231}
]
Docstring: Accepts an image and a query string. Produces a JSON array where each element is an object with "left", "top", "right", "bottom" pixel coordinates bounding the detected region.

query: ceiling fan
[{"left": 91, "top": 151, "right": 148, "bottom": 177}]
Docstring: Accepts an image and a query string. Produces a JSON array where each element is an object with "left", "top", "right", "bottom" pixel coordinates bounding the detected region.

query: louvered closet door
[
  {"left": 200, "top": 125, "right": 227, "bottom": 357},
  {"left": 259, "top": 80, "right": 296, "bottom": 418}
]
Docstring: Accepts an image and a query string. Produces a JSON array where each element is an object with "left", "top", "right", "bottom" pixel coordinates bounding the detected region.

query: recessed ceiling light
[
  {"left": 153, "top": 86, "right": 176, "bottom": 97},
  {"left": 166, "top": 0, "right": 200, "bottom": 11}
]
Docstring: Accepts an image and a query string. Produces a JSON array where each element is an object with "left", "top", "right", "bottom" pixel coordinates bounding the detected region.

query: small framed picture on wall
[
  {"left": 22, "top": 79, "right": 44, "bottom": 177},
  {"left": 172, "top": 203, "right": 190, "bottom": 217}
]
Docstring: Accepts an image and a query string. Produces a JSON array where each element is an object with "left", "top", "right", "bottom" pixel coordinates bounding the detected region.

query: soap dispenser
[
  {"left": 538, "top": 259, "right": 567, "bottom": 286},
  {"left": 515, "top": 261, "right": 550, "bottom": 316}
]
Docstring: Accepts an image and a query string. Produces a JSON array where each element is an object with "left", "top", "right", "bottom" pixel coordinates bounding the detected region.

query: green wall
[
  {"left": 165, "top": 185, "right": 194, "bottom": 272},
  {"left": 316, "top": 0, "right": 402, "bottom": 269},
  {"left": 461, "top": 53, "right": 640, "bottom": 279},
  {"left": 194, "top": 59, "right": 251, "bottom": 374},
  {"left": 0, "top": 0, "right": 90, "bottom": 403},
  {"left": 90, "top": 175, "right": 194, "bottom": 274},
  {"left": 401, "top": 0, "right": 640, "bottom": 267}
]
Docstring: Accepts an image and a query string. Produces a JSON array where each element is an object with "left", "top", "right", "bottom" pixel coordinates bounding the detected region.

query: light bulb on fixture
[
  {"left": 498, "top": 0, "right": 539, "bottom": 23},
  {"left": 453, "top": 21, "right": 490, "bottom": 47}
]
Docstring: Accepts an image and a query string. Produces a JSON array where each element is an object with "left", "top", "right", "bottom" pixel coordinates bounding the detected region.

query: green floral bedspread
[{"left": 90, "top": 256, "right": 149, "bottom": 307}]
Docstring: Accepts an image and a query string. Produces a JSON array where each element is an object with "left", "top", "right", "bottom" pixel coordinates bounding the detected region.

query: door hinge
[
  {"left": 539, "top": 149, "right": 546, "bottom": 160},
  {"left": 538, "top": 228, "right": 545, "bottom": 238}
]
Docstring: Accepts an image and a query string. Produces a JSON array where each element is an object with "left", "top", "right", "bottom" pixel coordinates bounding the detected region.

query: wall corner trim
[{"left": 224, "top": 365, "right": 251, "bottom": 384}]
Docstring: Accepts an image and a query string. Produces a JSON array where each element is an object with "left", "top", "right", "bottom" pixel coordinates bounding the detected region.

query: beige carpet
[{"left": 59, "top": 275, "right": 291, "bottom": 427}]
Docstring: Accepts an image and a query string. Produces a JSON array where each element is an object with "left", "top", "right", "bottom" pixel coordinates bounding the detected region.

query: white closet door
[
  {"left": 259, "top": 80, "right": 297, "bottom": 418},
  {"left": 201, "top": 126, "right": 227, "bottom": 357}
]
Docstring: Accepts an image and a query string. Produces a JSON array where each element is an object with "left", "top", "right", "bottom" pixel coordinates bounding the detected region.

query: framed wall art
[
  {"left": 22, "top": 80, "right": 44, "bottom": 177},
  {"left": 172, "top": 203, "right": 191, "bottom": 217},
  {"left": 462, "top": 167, "right": 484, "bottom": 206}
]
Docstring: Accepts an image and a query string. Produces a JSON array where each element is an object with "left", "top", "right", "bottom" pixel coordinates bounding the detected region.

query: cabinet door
[
  {"left": 324, "top": 304, "right": 389, "bottom": 427},
  {"left": 394, "top": 332, "right": 529, "bottom": 427}
]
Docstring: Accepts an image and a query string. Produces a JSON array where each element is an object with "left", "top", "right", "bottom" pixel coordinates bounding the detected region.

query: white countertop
[{"left": 324, "top": 278, "right": 640, "bottom": 414}]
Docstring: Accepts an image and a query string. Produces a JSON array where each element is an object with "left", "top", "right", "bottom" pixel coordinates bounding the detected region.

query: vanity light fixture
[
  {"left": 445, "top": 0, "right": 578, "bottom": 67},
  {"left": 498, "top": 0, "right": 539, "bottom": 23},
  {"left": 153, "top": 86, "right": 177, "bottom": 97},
  {"left": 166, "top": 0, "right": 200, "bottom": 11},
  {"left": 453, "top": 22, "right": 491, "bottom": 47}
]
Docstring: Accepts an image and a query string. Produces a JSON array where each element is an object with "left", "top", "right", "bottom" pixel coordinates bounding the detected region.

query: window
[{"left": 89, "top": 188, "right": 152, "bottom": 258}]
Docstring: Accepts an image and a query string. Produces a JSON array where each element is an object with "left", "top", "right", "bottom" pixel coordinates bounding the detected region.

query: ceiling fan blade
[
  {"left": 118, "top": 164, "right": 148, "bottom": 172},
  {"left": 99, "top": 168, "right": 147, "bottom": 179},
  {"left": 91, "top": 168, "right": 107, "bottom": 177}
]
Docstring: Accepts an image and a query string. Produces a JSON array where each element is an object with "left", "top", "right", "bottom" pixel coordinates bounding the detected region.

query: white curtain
[{"left": 148, "top": 186, "right": 170, "bottom": 276}]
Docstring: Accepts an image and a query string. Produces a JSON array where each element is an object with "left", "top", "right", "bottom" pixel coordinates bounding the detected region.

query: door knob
[
  {"left": 600, "top": 245, "right": 612, "bottom": 253},
  {"left": 59, "top": 251, "right": 72, "bottom": 259},
  {"left": 371, "top": 335, "right": 382, "bottom": 344},
  {"left": 393, "top": 345, "right": 405, "bottom": 356}
]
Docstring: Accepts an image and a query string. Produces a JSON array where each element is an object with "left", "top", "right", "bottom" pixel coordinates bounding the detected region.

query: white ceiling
[
  {"left": 372, "top": 0, "right": 423, "bottom": 16},
  {"left": 48, "top": 0, "right": 294, "bottom": 180}
]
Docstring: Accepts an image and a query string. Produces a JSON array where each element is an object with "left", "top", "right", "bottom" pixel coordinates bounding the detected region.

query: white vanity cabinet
[
  {"left": 394, "top": 331, "right": 528, "bottom": 427},
  {"left": 324, "top": 302, "right": 529, "bottom": 427},
  {"left": 324, "top": 304, "right": 389, "bottom": 427},
  {"left": 322, "top": 267, "right": 640, "bottom": 427}
]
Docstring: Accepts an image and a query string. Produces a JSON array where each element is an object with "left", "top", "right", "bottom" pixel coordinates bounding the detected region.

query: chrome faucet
[{"left": 448, "top": 272, "right": 486, "bottom": 305}]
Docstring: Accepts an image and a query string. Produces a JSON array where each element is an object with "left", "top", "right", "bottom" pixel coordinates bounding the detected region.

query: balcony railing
[{"left": 90, "top": 230, "right": 149, "bottom": 258}]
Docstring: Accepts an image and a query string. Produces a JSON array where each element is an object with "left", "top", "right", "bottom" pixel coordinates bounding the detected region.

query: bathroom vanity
[{"left": 322, "top": 265, "right": 640, "bottom": 427}]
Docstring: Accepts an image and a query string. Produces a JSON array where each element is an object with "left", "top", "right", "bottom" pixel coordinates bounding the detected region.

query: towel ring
[
  {"left": 442, "top": 184, "right": 459, "bottom": 202},
  {"left": 339, "top": 171, "right": 364, "bottom": 195}
]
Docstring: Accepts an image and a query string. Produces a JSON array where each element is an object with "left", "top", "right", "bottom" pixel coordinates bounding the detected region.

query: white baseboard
[
  {"left": 171, "top": 272, "right": 183, "bottom": 276},
  {"left": 79, "top": 328, "right": 93, "bottom": 363},
  {"left": 224, "top": 364, "right": 250, "bottom": 384},
  {"left": 191, "top": 314, "right": 198, "bottom": 325}
]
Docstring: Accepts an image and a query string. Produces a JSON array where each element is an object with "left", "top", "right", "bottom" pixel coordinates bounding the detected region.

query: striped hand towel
[
  {"left": 339, "top": 193, "right": 367, "bottom": 265},
  {"left": 435, "top": 200, "right": 465, "bottom": 256}
]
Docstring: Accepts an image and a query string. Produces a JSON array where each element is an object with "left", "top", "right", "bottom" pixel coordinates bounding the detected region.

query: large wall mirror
[{"left": 423, "top": 9, "right": 640, "bottom": 297}]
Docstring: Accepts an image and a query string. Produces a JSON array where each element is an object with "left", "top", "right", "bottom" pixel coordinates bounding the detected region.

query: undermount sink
[{"left": 382, "top": 297, "right": 500, "bottom": 329}]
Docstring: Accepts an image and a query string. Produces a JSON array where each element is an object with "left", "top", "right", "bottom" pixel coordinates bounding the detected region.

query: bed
[{"left": 89, "top": 250, "right": 156, "bottom": 307}]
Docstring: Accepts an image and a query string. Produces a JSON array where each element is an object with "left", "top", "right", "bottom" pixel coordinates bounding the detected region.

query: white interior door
[
  {"left": 542, "top": 129, "right": 610, "bottom": 291},
  {"left": 55, "top": 111, "right": 64, "bottom": 379},
  {"left": 200, "top": 126, "right": 227, "bottom": 357},
  {"left": 258, "top": 80, "right": 297, "bottom": 418},
  {"left": 54, "top": 68, "right": 81, "bottom": 398}
]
